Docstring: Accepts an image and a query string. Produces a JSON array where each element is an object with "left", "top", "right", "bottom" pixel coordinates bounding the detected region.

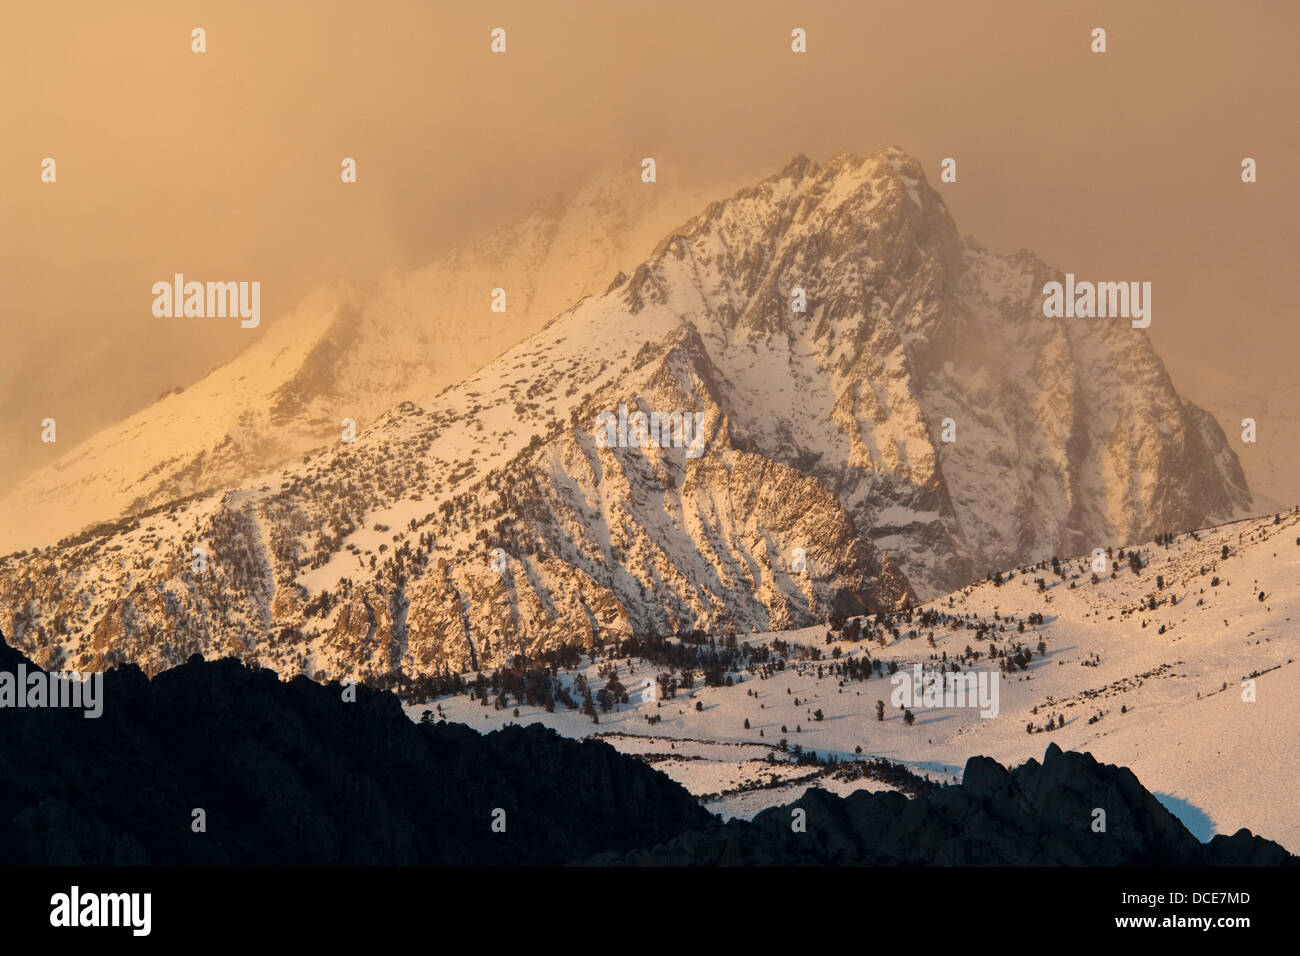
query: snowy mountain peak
[{"left": 0, "top": 148, "right": 1255, "bottom": 684}]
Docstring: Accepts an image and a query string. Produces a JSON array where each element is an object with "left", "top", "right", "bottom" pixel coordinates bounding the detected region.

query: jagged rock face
[
  {"left": 614, "top": 147, "right": 1250, "bottom": 593},
  {"left": 0, "top": 148, "right": 1249, "bottom": 681}
]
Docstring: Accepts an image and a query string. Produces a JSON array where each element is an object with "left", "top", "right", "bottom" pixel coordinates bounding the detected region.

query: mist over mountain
[
  {"left": 0, "top": 148, "right": 1252, "bottom": 682},
  {"left": 0, "top": 166, "right": 719, "bottom": 556}
]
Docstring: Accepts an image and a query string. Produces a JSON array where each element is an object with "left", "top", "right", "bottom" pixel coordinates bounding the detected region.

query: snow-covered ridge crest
[{"left": 0, "top": 162, "right": 721, "bottom": 555}]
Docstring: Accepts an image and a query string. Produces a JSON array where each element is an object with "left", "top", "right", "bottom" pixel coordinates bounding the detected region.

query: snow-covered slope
[
  {"left": 0, "top": 166, "right": 719, "bottom": 555},
  {"left": 413, "top": 509, "right": 1300, "bottom": 853},
  {"left": 0, "top": 147, "right": 1253, "bottom": 688}
]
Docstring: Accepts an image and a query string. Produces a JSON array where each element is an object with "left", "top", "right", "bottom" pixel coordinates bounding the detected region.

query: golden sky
[{"left": 2, "top": 0, "right": 1297, "bottom": 502}]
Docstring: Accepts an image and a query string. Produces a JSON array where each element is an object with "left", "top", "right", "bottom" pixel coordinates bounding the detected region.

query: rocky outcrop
[{"left": 604, "top": 743, "right": 1296, "bottom": 867}]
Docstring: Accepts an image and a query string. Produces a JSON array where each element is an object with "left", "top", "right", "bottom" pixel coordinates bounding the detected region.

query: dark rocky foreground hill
[
  {"left": 0, "top": 631, "right": 708, "bottom": 865},
  {"left": 0, "top": 631, "right": 1292, "bottom": 866}
]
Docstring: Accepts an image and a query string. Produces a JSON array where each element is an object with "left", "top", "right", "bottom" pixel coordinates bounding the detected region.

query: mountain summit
[{"left": 1, "top": 148, "right": 1250, "bottom": 679}]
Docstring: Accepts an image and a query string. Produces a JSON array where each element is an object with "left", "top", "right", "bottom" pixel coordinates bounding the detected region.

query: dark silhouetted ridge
[{"left": 1, "top": 631, "right": 1292, "bottom": 866}]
